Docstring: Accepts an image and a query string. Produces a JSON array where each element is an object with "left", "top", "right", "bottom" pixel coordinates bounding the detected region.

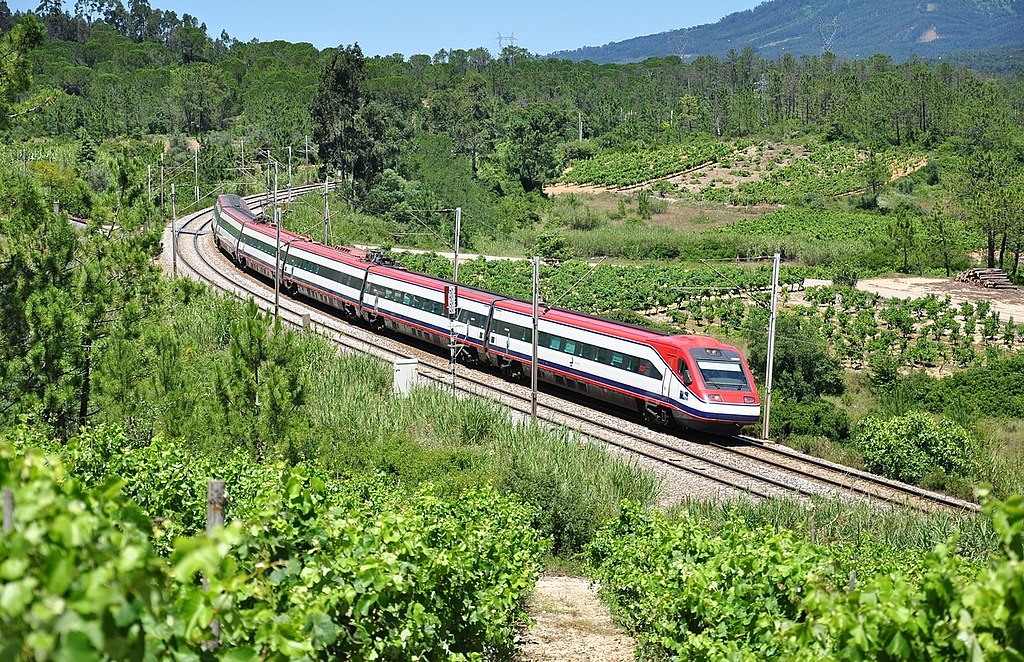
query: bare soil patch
[
  {"left": 856, "top": 275, "right": 1024, "bottom": 321},
  {"left": 517, "top": 575, "right": 634, "bottom": 662}
]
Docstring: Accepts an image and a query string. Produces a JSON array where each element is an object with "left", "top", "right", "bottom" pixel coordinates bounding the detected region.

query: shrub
[
  {"left": 770, "top": 397, "right": 851, "bottom": 440},
  {"left": 854, "top": 411, "right": 978, "bottom": 483}
]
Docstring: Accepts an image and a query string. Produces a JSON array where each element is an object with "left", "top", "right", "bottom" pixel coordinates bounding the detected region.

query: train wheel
[
  {"left": 500, "top": 361, "right": 524, "bottom": 382},
  {"left": 642, "top": 402, "right": 671, "bottom": 428}
]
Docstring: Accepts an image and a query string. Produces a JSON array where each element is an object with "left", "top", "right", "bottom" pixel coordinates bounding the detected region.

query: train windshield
[{"left": 688, "top": 347, "right": 750, "bottom": 391}]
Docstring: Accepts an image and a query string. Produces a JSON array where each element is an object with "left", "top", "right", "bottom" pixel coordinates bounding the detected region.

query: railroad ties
[{"left": 955, "top": 268, "right": 1018, "bottom": 290}]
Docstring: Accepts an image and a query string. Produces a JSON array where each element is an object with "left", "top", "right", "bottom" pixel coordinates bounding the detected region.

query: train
[{"left": 212, "top": 194, "right": 761, "bottom": 434}]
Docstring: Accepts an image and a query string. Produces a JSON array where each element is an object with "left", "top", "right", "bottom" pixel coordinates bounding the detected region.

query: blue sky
[{"left": 8, "top": 1, "right": 764, "bottom": 57}]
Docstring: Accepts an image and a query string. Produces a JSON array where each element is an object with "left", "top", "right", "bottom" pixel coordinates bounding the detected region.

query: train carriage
[{"left": 282, "top": 242, "right": 369, "bottom": 316}]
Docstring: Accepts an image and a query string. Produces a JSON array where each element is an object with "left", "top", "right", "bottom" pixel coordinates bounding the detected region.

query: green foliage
[
  {"left": 702, "top": 142, "right": 879, "bottom": 205},
  {"left": 0, "top": 15, "right": 45, "bottom": 131},
  {"left": 1, "top": 425, "right": 548, "bottom": 659},
  {"left": 213, "top": 300, "right": 307, "bottom": 462},
  {"left": 853, "top": 411, "right": 979, "bottom": 484},
  {"left": 491, "top": 426, "right": 658, "bottom": 556},
  {"left": 498, "top": 102, "right": 574, "bottom": 193},
  {"left": 746, "top": 313, "right": 845, "bottom": 402},
  {"left": 770, "top": 397, "right": 851, "bottom": 440},
  {"left": 588, "top": 496, "right": 1024, "bottom": 660},
  {"left": 561, "top": 137, "right": 728, "bottom": 187},
  {"left": 0, "top": 436, "right": 189, "bottom": 659}
]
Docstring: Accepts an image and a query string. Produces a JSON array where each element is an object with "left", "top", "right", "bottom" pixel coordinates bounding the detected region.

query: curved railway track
[{"left": 166, "top": 189, "right": 981, "bottom": 515}]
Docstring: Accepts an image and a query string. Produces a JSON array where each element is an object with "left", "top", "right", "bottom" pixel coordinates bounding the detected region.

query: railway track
[{"left": 166, "top": 189, "right": 982, "bottom": 515}]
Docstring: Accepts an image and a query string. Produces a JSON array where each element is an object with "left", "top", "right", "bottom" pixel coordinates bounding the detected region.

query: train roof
[
  {"left": 289, "top": 238, "right": 369, "bottom": 263},
  {"left": 221, "top": 209, "right": 744, "bottom": 356},
  {"left": 217, "top": 194, "right": 251, "bottom": 212},
  {"left": 495, "top": 298, "right": 669, "bottom": 341}
]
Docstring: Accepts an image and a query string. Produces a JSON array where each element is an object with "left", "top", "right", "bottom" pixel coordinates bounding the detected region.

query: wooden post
[
  {"left": 205, "top": 480, "right": 225, "bottom": 646},
  {"left": 206, "top": 480, "right": 225, "bottom": 536},
  {"left": 2, "top": 488, "right": 12, "bottom": 534}
]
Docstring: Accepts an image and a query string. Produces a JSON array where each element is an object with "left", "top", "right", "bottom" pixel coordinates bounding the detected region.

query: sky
[{"left": 8, "top": 0, "right": 764, "bottom": 57}]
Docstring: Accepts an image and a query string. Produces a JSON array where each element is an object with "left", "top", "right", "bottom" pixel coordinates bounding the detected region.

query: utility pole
[
  {"left": 170, "top": 183, "right": 177, "bottom": 277},
  {"left": 304, "top": 135, "right": 309, "bottom": 166},
  {"left": 448, "top": 207, "right": 463, "bottom": 397},
  {"left": 240, "top": 139, "right": 245, "bottom": 173},
  {"left": 453, "top": 208, "right": 461, "bottom": 285},
  {"left": 147, "top": 165, "right": 152, "bottom": 230},
  {"left": 287, "top": 146, "right": 292, "bottom": 207},
  {"left": 448, "top": 283, "right": 457, "bottom": 396},
  {"left": 159, "top": 152, "right": 164, "bottom": 213},
  {"left": 274, "top": 162, "right": 280, "bottom": 321},
  {"left": 323, "top": 177, "right": 330, "bottom": 244},
  {"left": 578, "top": 112, "right": 583, "bottom": 141},
  {"left": 761, "top": 253, "right": 780, "bottom": 440},
  {"left": 194, "top": 143, "right": 200, "bottom": 205},
  {"left": 531, "top": 256, "right": 540, "bottom": 423}
]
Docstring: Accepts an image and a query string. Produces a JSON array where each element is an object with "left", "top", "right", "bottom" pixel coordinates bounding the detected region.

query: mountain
[{"left": 548, "top": 0, "right": 1024, "bottom": 63}]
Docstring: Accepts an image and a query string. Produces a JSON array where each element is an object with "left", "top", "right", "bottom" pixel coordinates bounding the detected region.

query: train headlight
[
  {"left": 743, "top": 396, "right": 756, "bottom": 404},
  {"left": 708, "top": 394, "right": 723, "bottom": 402}
]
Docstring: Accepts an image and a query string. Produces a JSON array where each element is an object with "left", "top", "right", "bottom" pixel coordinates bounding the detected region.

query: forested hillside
[{"left": 550, "top": 0, "right": 1024, "bottom": 63}]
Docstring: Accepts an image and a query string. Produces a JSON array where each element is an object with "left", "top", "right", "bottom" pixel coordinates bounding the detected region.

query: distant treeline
[{"left": 2, "top": 1, "right": 1020, "bottom": 164}]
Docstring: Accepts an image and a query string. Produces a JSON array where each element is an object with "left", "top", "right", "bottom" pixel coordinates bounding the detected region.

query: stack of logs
[{"left": 955, "top": 268, "right": 1018, "bottom": 289}]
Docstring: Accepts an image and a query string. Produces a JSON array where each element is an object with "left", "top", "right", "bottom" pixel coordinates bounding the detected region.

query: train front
[{"left": 666, "top": 339, "right": 761, "bottom": 435}]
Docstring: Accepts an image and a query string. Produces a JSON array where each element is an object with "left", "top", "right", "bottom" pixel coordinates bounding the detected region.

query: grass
[
  {"left": 669, "top": 496, "right": 997, "bottom": 561},
  {"left": 113, "top": 286, "right": 661, "bottom": 557}
]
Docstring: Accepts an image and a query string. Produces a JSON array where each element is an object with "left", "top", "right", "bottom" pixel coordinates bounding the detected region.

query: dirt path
[{"left": 517, "top": 575, "right": 634, "bottom": 662}]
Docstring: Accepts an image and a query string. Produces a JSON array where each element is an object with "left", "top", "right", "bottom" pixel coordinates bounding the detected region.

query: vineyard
[
  {"left": 0, "top": 426, "right": 545, "bottom": 659},
  {"left": 559, "top": 138, "right": 729, "bottom": 187},
  {"left": 558, "top": 139, "right": 921, "bottom": 206},
  {"left": 587, "top": 498, "right": 1024, "bottom": 659},
  {"left": 392, "top": 253, "right": 1024, "bottom": 372}
]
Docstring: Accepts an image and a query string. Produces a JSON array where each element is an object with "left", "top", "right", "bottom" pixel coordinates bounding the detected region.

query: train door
[{"left": 662, "top": 353, "right": 676, "bottom": 399}]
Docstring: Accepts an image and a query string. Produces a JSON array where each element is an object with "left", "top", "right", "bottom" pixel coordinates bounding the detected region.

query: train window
[
  {"left": 610, "top": 352, "right": 624, "bottom": 368},
  {"left": 689, "top": 349, "right": 750, "bottom": 391},
  {"left": 578, "top": 344, "right": 591, "bottom": 359},
  {"left": 563, "top": 339, "right": 576, "bottom": 355},
  {"left": 678, "top": 359, "right": 693, "bottom": 386},
  {"left": 637, "top": 359, "right": 662, "bottom": 379},
  {"left": 549, "top": 336, "right": 562, "bottom": 350}
]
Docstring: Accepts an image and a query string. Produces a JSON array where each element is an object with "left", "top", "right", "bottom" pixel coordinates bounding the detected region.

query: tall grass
[
  {"left": 127, "top": 286, "right": 659, "bottom": 557},
  {"left": 670, "top": 496, "right": 997, "bottom": 560}
]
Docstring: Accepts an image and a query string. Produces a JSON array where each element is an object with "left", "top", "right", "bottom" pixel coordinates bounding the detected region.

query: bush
[
  {"left": 853, "top": 411, "right": 978, "bottom": 484},
  {"left": 770, "top": 397, "right": 851, "bottom": 440}
]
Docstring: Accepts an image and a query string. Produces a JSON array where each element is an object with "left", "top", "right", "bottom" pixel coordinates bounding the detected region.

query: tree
[
  {"left": 311, "top": 44, "right": 365, "bottom": 184},
  {"left": 923, "top": 203, "right": 961, "bottom": 277},
  {"left": 498, "top": 102, "right": 573, "bottom": 193},
  {"left": 745, "top": 312, "right": 844, "bottom": 403},
  {"left": 168, "top": 62, "right": 231, "bottom": 132},
  {"left": 889, "top": 202, "right": 919, "bottom": 273},
  {"left": 213, "top": 300, "right": 306, "bottom": 462},
  {"left": 860, "top": 152, "right": 889, "bottom": 206},
  {"left": 0, "top": 14, "right": 45, "bottom": 129},
  {"left": 952, "top": 149, "right": 1021, "bottom": 269},
  {"left": 0, "top": 157, "right": 161, "bottom": 438}
]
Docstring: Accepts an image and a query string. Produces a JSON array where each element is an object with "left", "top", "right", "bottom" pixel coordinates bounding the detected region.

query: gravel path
[{"left": 518, "top": 575, "right": 634, "bottom": 662}]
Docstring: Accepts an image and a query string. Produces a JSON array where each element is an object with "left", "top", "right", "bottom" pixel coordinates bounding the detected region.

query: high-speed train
[{"left": 213, "top": 194, "right": 761, "bottom": 433}]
